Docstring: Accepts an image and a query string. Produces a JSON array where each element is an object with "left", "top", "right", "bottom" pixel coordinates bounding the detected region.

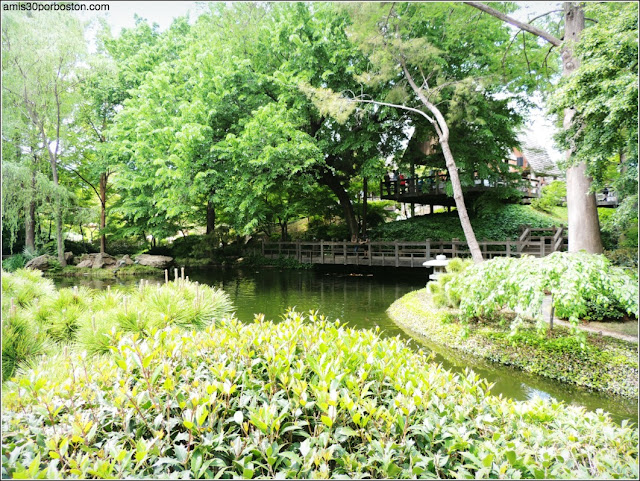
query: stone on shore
[{"left": 135, "top": 254, "right": 173, "bottom": 268}]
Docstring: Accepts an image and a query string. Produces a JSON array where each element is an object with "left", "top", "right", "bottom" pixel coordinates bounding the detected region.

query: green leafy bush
[
  {"left": 531, "top": 181, "right": 566, "bottom": 213},
  {"left": 435, "top": 253, "right": 639, "bottom": 334},
  {"left": 2, "top": 312, "right": 638, "bottom": 479},
  {"left": 1, "top": 269, "right": 233, "bottom": 380},
  {"left": 2, "top": 254, "right": 28, "bottom": 272}
]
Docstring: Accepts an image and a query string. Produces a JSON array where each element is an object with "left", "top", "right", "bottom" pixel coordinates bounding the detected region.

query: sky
[{"left": 79, "top": 1, "right": 563, "bottom": 160}]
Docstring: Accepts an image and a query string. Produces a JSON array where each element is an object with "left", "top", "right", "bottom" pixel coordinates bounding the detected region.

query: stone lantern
[{"left": 423, "top": 254, "right": 449, "bottom": 282}]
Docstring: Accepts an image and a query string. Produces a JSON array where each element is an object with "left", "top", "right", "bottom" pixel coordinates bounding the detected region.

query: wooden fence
[{"left": 254, "top": 226, "right": 567, "bottom": 268}]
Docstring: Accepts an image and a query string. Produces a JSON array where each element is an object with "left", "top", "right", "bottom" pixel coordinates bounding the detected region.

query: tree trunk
[
  {"left": 99, "top": 172, "right": 107, "bottom": 254},
  {"left": 25, "top": 170, "right": 36, "bottom": 252},
  {"left": 440, "top": 140, "right": 483, "bottom": 263},
  {"left": 562, "top": 2, "right": 603, "bottom": 253},
  {"left": 206, "top": 200, "right": 216, "bottom": 235},
  {"left": 321, "top": 171, "right": 359, "bottom": 241},
  {"left": 401, "top": 62, "right": 483, "bottom": 263},
  {"left": 362, "top": 177, "right": 368, "bottom": 237},
  {"left": 464, "top": 1, "right": 603, "bottom": 254},
  {"left": 42, "top": 135, "right": 66, "bottom": 266}
]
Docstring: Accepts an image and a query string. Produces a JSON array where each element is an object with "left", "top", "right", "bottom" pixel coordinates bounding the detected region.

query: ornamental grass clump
[
  {"left": 1, "top": 269, "right": 233, "bottom": 381},
  {"left": 433, "top": 252, "right": 639, "bottom": 334},
  {"left": 2, "top": 312, "right": 638, "bottom": 479}
]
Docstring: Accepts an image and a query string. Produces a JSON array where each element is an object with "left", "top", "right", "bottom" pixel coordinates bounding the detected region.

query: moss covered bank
[{"left": 388, "top": 289, "right": 638, "bottom": 398}]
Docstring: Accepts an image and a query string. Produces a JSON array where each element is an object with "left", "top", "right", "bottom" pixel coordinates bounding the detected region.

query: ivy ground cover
[{"left": 2, "top": 311, "right": 638, "bottom": 479}]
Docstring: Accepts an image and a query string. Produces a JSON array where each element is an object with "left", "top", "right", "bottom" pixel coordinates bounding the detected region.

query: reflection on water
[{"left": 54, "top": 266, "right": 638, "bottom": 424}]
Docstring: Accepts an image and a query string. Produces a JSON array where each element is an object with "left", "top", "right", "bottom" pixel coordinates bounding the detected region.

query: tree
[
  {"left": 465, "top": 1, "right": 610, "bottom": 254},
  {"left": 2, "top": 11, "right": 86, "bottom": 266},
  {"left": 307, "top": 3, "right": 532, "bottom": 262},
  {"left": 548, "top": 2, "right": 638, "bottom": 210}
]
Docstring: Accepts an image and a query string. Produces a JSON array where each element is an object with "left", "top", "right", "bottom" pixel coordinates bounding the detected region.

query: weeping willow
[{"left": 1, "top": 161, "right": 70, "bottom": 253}]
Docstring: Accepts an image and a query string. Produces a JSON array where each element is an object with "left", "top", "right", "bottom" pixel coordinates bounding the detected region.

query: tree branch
[
  {"left": 463, "top": 2, "right": 562, "bottom": 47},
  {"left": 527, "top": 10, "right": 563, "bottom": 25},
  {"left": 348, "top": 97, "right": 435, "bottom": 125},
  {"left": 65, "top": 165, "right": 102, "bottom": 204}
]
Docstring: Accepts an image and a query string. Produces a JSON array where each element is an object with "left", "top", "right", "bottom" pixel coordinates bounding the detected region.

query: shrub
[
  {"left": 434, "top": 253, "right": 639, "bottom": 336},
  {"left": 604, "top": 247, "right": 639, "bottom": 272},
  {"left": 1, "top": 270, "right": 233, "bottom": 381},
  {"left": 2, "top": 312, "right": 638, "bottom": 479},
  {"left": 62, "top": 240, "right": 99, "bottom": 256},
  {"left": 1, "top": 254, "right": 28, "bottom": 272},
  {"left": 531, "top": 181, "right": 566, "bottom": 213}
]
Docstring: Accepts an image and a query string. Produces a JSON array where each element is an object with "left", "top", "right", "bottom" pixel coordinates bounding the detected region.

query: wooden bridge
[
  {"left": 257, "top": 226, "right": 567, "bottom": 268},
  {"left": 379, "top": 175, "right": 618, "bottom": 208},
  {"left": 379, "top": 175, "right": 540, "bottom": 207}
]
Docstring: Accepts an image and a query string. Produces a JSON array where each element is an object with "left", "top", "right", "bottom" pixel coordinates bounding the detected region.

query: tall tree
[
  {"left": 2, "top": 11, "right": 86, "bottom": 265},
  {"left": 308, "top": 3, "right": 531, "bottom": 262},
  {"left": 465, "top": 1, "right": 608, "bottom": 254}
]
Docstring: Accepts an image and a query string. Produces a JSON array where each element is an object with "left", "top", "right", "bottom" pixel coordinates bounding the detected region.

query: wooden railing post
[
  {"left": 506, "top": 242, "right": 511, "bottom": 257},
  {"left": 278, "top": 241, "right": 282, "bottom": 257},
  {"left": 368, "top": 240, "right": 372, "bottom": 266},
  {"left": 343, "top": 241, "right": 347, "bottom": 265},
  {"left": 320, "top": 240, "right": 324, "bottom": 264},
  {"left": 452, "top": 238, "right": 458, "bottom": 258},
  {"left": 426, "top": 239, "right": 431, "bottom": 260},
  {"left": 394, "top": 240, "right": 399, "bottom": 267}
]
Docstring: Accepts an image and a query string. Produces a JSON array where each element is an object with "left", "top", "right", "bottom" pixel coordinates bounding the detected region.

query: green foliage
[
  {"left": 604, "top": 248, "right": 639, "bottom": 273},
  {"left": 436, "top": 253, "right": 639, "bottom": 337},
  {"left": 62, "top": 240, "right": 99, "bottom": 256},
  {"left": 599, "top": 195, "right": 639, "bottom": 251},
  {"left": 372, "top": 205, "right": 561, "bottom": 242},
  {"left": 1, "top": 269, "right": 233, "bottom": 380},
  {"left": 549, "top": 2, "right": 638, "bottom": 188},
  {"left": 3, "top": 312, "right": 639, "bottom": 479},
  {"left": 2, "top": 254, "right": 28, "bottom": 272},
  {"left": 531, "top": 181, "right": 566, "bottom": 213}
]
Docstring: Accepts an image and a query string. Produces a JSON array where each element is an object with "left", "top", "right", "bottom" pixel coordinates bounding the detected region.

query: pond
[{"left": 55, "top": 266, "right": 638, "bottom": 424}]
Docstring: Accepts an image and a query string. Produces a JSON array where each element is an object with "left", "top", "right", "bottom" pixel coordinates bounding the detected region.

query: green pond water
[{"left": 55, "top": 266, "right": 638, "bottom": 425}]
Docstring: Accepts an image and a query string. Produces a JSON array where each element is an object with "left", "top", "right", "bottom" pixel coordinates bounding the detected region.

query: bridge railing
[{"left": 258, "top": 227, "right": 566, "bottom": 267}]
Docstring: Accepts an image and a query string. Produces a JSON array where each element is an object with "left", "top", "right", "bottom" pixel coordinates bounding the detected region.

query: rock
[
  {"left": 120, "top": 254, "right": 134, "bottom": 266},
  {"left": 135, "top": 254, "right": 173, "bottom": 268},
  {"left": 76, "top": 259, "right": 93, "bottom": 268},
  {"left": 24, "top": 254, "right": 56, "bottom": 271},
  {"left": 64, "top": 251, "right": 74, "bottom": 264},
  {"left": 92, "top": 253, "right": 117, "bottom": 269}
]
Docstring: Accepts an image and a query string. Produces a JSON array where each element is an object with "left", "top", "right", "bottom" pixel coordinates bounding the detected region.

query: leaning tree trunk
[
  {"left": 401, "top": 62, "right": 483, "bottom": 263},
  {"left": 562, "top": 2, "right": 603, "bottom": 253}
]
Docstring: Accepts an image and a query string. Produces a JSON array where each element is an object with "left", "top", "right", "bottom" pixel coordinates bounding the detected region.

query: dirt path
[{"left": 541, "top": 296, "right": 638, "bottom": 344}]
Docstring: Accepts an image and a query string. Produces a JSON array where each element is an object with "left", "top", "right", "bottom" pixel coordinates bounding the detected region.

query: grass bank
[
  {"left": 388, "top": 289, "right": 638, "bottom": 398},
  {"left": 2, "top": 311, "right": 638, "bottom": 479}
]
